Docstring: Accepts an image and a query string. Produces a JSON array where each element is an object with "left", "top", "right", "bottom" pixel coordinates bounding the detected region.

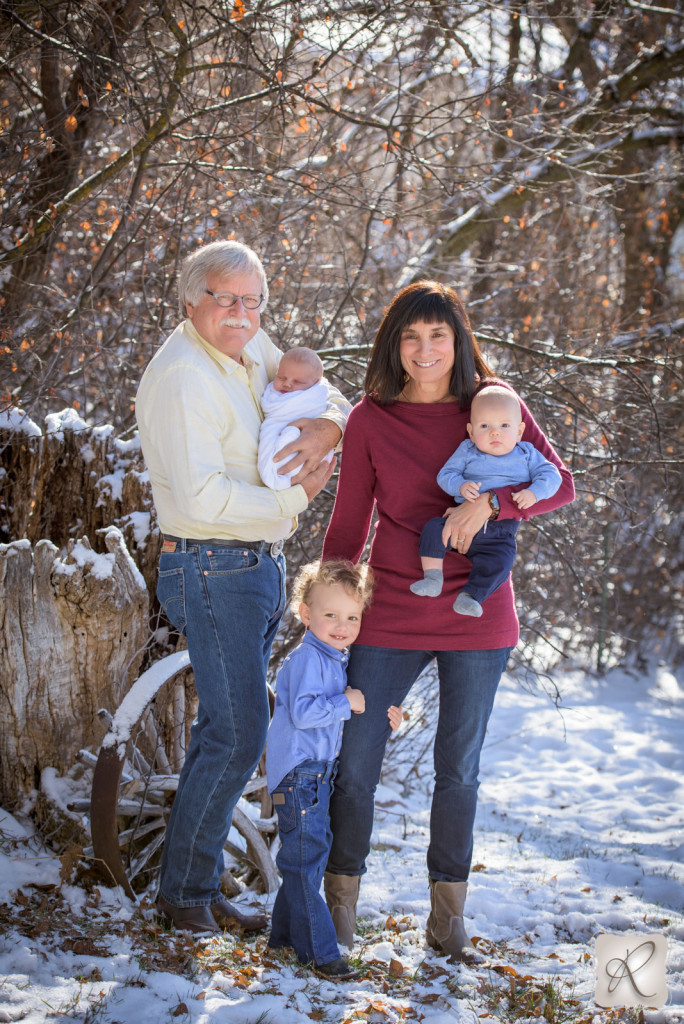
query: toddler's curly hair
[{"left": 291, "top": 559, "right": 374, "bottom": 615}]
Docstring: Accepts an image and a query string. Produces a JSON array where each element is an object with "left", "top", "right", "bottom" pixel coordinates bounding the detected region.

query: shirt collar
[
  {"left": 301, "top": 630, "right": 350, "bottom": 665},
  {"left": 184, "top": 319, "right": 259, "bottom": 374}
]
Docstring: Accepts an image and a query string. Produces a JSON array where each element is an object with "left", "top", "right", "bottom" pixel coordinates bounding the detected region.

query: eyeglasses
[{"left": 205, "top": 289, "right": 264, "bottom": 310}]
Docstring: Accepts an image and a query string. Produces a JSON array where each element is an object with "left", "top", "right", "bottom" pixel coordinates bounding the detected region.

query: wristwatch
[{"left": 487, "top": 491, "right": 500, "bottom": 521}]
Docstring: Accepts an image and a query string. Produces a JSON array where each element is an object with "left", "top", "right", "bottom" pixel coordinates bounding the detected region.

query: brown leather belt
[{"left": 162, "top": 535, "right": 285, "bottom": 557}]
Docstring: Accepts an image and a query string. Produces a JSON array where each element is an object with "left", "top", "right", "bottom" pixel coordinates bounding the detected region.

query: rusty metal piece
[{"left": 91, "top": 743, "right": 136, "bottom": 899}]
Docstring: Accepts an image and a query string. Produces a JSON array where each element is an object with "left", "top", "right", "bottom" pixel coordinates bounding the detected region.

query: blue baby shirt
[{"left": 437, "top": 440, "right": 562, "bottom": 502}]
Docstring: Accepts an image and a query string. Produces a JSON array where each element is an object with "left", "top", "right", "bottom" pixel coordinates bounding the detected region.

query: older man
[{"left": 136, "top": 241, "right": 349, "bottom": 934}]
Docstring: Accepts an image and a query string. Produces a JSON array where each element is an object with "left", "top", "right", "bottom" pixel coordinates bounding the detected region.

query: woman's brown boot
[
  {"left": 323, "top": 871, "right": 360, "bottom": 948},
  {"left": 425, "top": 879, "right": 483, "bottom": 965}
]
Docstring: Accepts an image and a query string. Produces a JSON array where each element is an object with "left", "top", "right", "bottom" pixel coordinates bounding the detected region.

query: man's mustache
[{"left": 220, "top": 317, "right": 252, "bottom": 329}]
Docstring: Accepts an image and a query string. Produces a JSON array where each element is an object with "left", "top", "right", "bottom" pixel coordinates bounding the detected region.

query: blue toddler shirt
[{"left": 265, "top": 631, "right": 352, "bottom": 792}]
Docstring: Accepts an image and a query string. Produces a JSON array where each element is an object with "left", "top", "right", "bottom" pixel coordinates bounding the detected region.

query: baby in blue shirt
[
  {"left": 266, "top": 559, "right": 401, "bottom": 980},
  {"left": 410, "top": 386, "right": 562, "bottom": 617}
]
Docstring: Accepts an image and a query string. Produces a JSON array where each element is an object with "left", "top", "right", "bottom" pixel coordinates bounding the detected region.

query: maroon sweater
[{"left": 322, "top": 389, "right": 575, "bottom": 651}]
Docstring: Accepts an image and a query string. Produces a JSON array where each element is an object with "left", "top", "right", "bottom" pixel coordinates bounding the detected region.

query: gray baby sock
[
  {"left": 453, "top": 591, "right": 483, "bottom": 617},
  {"left": 410, "top": 568, "right": 444, "bottom": 597}
]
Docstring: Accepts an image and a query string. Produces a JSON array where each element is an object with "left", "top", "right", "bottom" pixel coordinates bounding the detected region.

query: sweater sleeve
[
  {"left": 493, "top": 389, "right": 575, "bottom": 522},
  {"left": 322, "top": 402, "right": 377, "bottom": 563}
]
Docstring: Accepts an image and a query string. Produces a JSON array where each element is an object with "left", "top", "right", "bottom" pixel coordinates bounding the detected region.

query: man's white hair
[{"left": 178, "top": 240, "right": 269, "bottom": 315}]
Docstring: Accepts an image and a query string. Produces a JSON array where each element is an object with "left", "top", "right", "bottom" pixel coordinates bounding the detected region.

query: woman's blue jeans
[
  {"left": 327, "top": 645, "right": 512, "bottom": 883},
  {"left": 269, "top": 760, "right": 340, "bottom": 966},
  {"left": 155, "top": 540, "right": 286, "bottom": 907}
]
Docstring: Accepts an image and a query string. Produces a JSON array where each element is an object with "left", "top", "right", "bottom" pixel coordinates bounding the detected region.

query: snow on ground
[{"left": 0, "top": 659, "right": 682, "bottom": 1023}]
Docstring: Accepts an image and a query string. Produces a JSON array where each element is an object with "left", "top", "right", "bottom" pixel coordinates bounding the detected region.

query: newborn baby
[{"left": 258, "top": 347, "right": 335, "bottom": 490}]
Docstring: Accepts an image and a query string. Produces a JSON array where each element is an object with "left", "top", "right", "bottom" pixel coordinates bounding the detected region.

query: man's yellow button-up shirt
[{"left": 135, "top": 320, "right": 350, "bottom": 543}]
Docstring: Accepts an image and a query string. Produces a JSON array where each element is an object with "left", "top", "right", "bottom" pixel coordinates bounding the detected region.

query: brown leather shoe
[
  {"left": 314, "top": 956, "right": 361, "bottom": 981},
  {"left": 211, "top": 897, "right": 269, "bottom": 933},
  {"left": 155, "top": 895, "right": 219, "bottom": 935}
]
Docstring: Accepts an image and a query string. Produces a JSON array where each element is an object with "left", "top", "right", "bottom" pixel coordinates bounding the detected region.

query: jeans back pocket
[{"left": 157, "top": 565, "right": 186, "bottom": 635}]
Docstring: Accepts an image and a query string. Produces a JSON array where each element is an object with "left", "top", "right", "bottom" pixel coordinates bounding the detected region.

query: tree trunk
[
  {"left": 0, "top": 412, "right": 156, "bottom": 805},
  {"left": 0, "top": 528, "right": 148, "bottom": 804}
]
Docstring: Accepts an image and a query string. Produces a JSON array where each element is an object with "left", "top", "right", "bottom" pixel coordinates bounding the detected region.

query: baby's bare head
[
  {"left": 470, "top": 386, "right": 522, "bottom": 422},
  {"left": 468, "top": 386, "right": 524, "bottom": 456},
  {"left": 273, "top": 347, "right": 324, "bottom": 393}
]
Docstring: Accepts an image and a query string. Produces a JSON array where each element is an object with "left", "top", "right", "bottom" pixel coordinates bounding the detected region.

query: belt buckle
[{"left": 270, "top": 539, "right": 284, "bottom": 557}]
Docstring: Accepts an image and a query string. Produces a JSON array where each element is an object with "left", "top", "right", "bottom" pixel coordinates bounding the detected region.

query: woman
[{"left": 321, "top": 281, "right": 574, "bottom": 963}]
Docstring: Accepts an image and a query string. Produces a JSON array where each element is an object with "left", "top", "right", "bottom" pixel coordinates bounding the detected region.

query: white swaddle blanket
[{"left": 258, "top": 380, "right": 334, "bottom": 490}]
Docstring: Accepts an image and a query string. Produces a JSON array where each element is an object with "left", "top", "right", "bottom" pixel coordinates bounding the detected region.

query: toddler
[
  {"left": 410, "top": 386, "right": 562, "bottom": 616},
  {"left": 266, "top": 559, "right": 401, "bottom": 979},
  {"left": 258, "top": 347, "right": 334, "bottom": 489}
]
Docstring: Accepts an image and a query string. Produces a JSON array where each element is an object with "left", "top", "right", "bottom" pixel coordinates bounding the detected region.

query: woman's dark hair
[{"left": 364, "top": 280, "right": 494, "bottom": 408}]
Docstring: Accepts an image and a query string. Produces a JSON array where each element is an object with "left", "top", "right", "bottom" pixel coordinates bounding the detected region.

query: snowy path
[{"left": 0, "top": 661, "right": 682, "bottom": 1023}]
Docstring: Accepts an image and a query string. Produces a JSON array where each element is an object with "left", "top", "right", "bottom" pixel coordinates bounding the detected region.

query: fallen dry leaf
[{"left": 60, "top": 845, "right": 84, "bottom": 884}]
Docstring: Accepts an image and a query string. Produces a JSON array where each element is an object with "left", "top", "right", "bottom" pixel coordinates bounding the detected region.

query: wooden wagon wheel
[{"left": 89, "top": 650, "right": 279, "bottom": 900}]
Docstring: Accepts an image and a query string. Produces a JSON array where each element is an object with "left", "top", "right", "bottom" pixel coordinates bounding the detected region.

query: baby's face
[
  {"left": 273, "top": 358, "right": 320, "bottom": 393},
  {"left": 467, "top": 397, "right": 524, "bottom": 456}
]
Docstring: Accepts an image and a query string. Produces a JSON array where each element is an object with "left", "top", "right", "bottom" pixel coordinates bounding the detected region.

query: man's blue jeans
[
  {"left": 155, "top": 540, "right": 286, "bottom": 907},
  {"left": 327, "top": 645, "right": 512, "bottom": 883},
  {"left": 269, "top": 760, "right": 340, "bottom": 966}
]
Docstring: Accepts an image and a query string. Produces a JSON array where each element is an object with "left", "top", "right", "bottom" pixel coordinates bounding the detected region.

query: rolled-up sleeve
[{"left": 318, "top": 383, "right": 352, "bottom": 439}]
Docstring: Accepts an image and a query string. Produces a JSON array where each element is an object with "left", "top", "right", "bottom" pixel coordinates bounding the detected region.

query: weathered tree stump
[
  {"left": 0, "top": 526, "right": 148, "bottom": 804},
  {"left": 0, "top": 407, "right": 156, "bottom": 806},
  {"left": 0, "top": 407, "right": 160, "bottom": 596}
]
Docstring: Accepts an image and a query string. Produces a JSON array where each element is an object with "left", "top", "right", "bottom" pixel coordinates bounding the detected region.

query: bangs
[{"left": 400, "top": 288, "right": 453, "bottom": 327}]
